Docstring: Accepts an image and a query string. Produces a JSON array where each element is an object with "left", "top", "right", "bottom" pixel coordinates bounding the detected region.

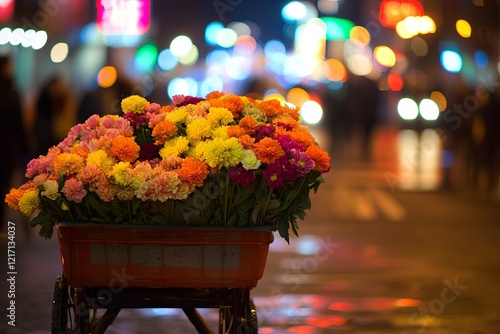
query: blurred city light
[
  {"left": 0, "top": 27, "right": 48, "bottom": 50},
  {"left": 233, "top": 35, "right": 257, "bottom": 56},
  {"left": 473, "top": 50, "right": 488, "bottom": 68},
  {"left": 379, "top": 0, "right": 424, "bottom": 29},
  {"left": 387, "top": 72, "right": 403, "bottom": 91},
  {"left": 287, "top": 87, "right": 310, "bottom": 108},
  {"left": 419, "top": 98, "right": 439, "bottom": 120},
  {"left": 282, "top": 1, "right": 308, "bottom": 22},
  {"left": 320, "top": 17, "right": 355, "bottom": 40},
  {"left": 410, "top": 36, "right": 428, "bottom": 56},
  {"left": 167, "top": 77, "right": 198, "bottom": 99},
  {"left": 397, "top": 97, "right": 419, "bottom": 120},
  {"left": 178, "top": 44, "right": 199, "bottom": 66},
  {"left": 430, "top": 91, "right": 447, "bottom": 111},
  {"left": 374, "top": 46, "right": 396, "bottom": 67},
  {"left": 0, "top": 0, "right": 14, "bottom": 21},
  {"left": 318, "top": 0, "right": 339, "bottom": 14},
  {"left": 216, "top": 28, "right": 238, "bottom": 48},
  {"left": 205, "top": 21, "right": 224, "bottom": 46},
  {"left": 350, "top": 26, "right": 371, "bottom": 45},
  {"left": 440, "top": 50, "right": 462, "bottom": 73},
  {"left": 135, "top": 41, "right": 158, "bottom": 72},
  {"left": 324, "top": 58, "right": 347, "bottom": 82},
  {"left": 50, "top": 42, "right": 69, "bottom": 63},
  {"left": 97, "top": 66, "right": 118, "bottom": 88},
  {"left": 301, "top": 100, "right": 323, "bottom": 124},
  {"left": 456, "top": 19, "right": 472, "bottom": 38},
  {"left": 225, "top": 56, "right": 252, "bottom": 80},
  {"left": 170, "top": 35, "right": 193, "bottom": 57},
  {"left": 157, "top": 49, "right": 178, "bottom": 71},
  {"left": 96, "top": 0, "right": 150, "bottom": 36}
]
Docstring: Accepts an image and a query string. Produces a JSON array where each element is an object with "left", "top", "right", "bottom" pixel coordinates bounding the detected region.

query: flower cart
[
  {"left": 51, "top": 223, "right": 274, "bottom": 333},
  {"left": 5, "top": 92, "right": 330, "bottom": 333}
]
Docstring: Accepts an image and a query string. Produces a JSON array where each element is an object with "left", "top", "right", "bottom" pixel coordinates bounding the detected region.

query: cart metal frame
[{"left": 51, "top": 275, "right": 258, "bottom": 334}]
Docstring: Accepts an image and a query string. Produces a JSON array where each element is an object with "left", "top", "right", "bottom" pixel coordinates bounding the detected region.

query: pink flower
[{"left": 62, "top": 177, "right": 87, "bottom": 203}]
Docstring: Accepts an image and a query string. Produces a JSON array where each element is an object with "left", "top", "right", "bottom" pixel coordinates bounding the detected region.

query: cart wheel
[
  {"left": 51, "top": 276, "right": 72, "bottom": 334},
  {"left": 219, "top": 298, "right": 258, "bottom": 334}
]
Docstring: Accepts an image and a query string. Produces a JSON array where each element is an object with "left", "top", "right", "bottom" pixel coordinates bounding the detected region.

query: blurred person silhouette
[
  {"left": 345, "top": 75, "right": 381, "bottom": 161},
  {"left": 33, "top": 75, "right": 74, "bottom": 156},
  {"left": 77, "top": 75, "right": 134, "bottom": 124},
  {"left": 0, "top": 55, "right": 29, "bottom": 228}
]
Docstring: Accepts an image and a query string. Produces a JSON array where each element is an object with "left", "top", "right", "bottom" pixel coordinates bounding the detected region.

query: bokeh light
[
  {"left": 135, "top": 41, "right": 158, "bottom": 72},
  {"left": 157, "top": 49, "right": 178, "bottom": 71},
  {"left": 441, "top": 50, "right": 462, "bottom": 73},
  {"left": 50, "top": 42, "right": 69, "bottom": 63},
  {"left": 205, "top": 21, "right": 224, "bottom": 46},
  {"left": 419, "top": 98, "right": 439, "bottom": 120},
  {"left": 300, "top": 100, "right": 323, "bottom": 124},
  {"left": 456, "top": 19, "right": 472, "bottom": 38},
  {"left": 430, "top": 91, "right": 447, "bottom": 111},
  {"left": 170, "top": 35, "right": 193, "bottom": 57},
  {"left": 216, "top": 28, "right": 238, "bottom": 48},
  {"left": 350, "top": 26, "right": 371, "bottom": 45},
  {"left": 167, "top": 77, "right": 198, "bottom": 99},
  {"left": 97, "top": 66, "right": 117, "bottom": 88},
  {"left": 178, "top": 44, "right": 199, "bottom": 66},
  {"left": 282, "top": 1, "right": 308, "bottom": 22},
  {"left": 374, "top": 46, "right": 396, "bottom": 67},
  {"left": 324, "top": 58, "right": 347, "bottom": 82},
  {"left": 397, "top": 97, "right": 419, "bottom": 120},
  {"left": 387, "top": 72, "right": 403, "bottom": 91},
  {"left": 287, "top": 87, "right": 310, "bottom": 108}
]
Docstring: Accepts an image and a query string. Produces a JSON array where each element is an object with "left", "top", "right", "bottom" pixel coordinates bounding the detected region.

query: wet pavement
[{"left": 1, "top": 127, "right": 500, "bottom": 333}]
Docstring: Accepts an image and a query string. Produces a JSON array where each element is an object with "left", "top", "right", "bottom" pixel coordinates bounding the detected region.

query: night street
[{"left": 1, "top": 127, "right": 499, "bottom": 334}]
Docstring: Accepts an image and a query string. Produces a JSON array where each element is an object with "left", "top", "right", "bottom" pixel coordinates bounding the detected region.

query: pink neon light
[{"left": 96, "top": 0, "right": 150, "bottom": 35}]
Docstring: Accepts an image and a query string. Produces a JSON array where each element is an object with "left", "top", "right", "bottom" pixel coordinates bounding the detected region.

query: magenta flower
[
  {"left": 263, "top": 162, "right": 286, "bottom": 188},
  {"left": 139, "top": 143, "right": 160, "bottom": 161},
  {"left": 276, "top": 134, "right": 305, "bottom": 155},
  {"left": 290, "top": 149, "right": 314, "bottom": 177},
  {"left": 229, "top": 165, "right": 255, "bottom": 187},
  {"left": 254, "top": 124, "right": 275, "bottom": 142}
]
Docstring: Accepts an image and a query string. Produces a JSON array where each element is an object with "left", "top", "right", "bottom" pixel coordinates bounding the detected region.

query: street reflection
[{"left": 397, "top": 129, "right": 442, "bottom": 190}]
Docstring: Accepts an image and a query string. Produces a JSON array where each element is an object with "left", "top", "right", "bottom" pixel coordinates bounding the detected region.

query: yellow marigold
[
  {"left": 207, "top": 107, "right": 234, "bottom": 126},
  {"left": 53, "top": 153, "right": 85, "bottom": 176},
  {"left": 253, "top": 137, "right": 285, "bottom": 164},
  {"left": 211, "top": 126, "right": 229, "bottom": 140},
  {"left": 110, "top": 135, "right": 140, "bottom": 162},
  {"left": 190, "top": 141, "right": 208, "bottom": 160},
  {"left": 152, "top": 120, "right": 178, "bottom": 145},
  {"left": 203, "top": 137, "right": 226, "bottom": 168},
  {"left": 165, "top": 106, "right": 188, "bottom": 123},
  {"left": 86, "top": 150, "right": 115, "bottom": 173},
  {"left": 239, "top": 116, "right": 260, "bottom": 134},
  {"left": 186, "top": 118, "right": 212, "bottom": 142},
  {"left": 121, "top": 95, "right": 150, "bottom": 114},
  {"left": 160, "top": 136, "right": 190, "bottom": 158},
  {"left": 177, "top": 157, "right": 209, "bottom": 187},
  {"left": 222, "top": 137, "right": 245, "bottom": 168},
  {"left": 18, "top": 189, "right": 40, "bottom": 216}
]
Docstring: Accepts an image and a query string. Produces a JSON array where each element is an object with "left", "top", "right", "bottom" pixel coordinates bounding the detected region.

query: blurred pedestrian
[
  {"left": 33, "top": 75, "right": 73, "bottom": 156},
  {"left": 0, "top": 55, "right": 29, "bottom": 228}
]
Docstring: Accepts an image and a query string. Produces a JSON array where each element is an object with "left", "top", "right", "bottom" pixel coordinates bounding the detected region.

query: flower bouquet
[{"left": 5, "top": 91, "right": 330, "bottom": 243}]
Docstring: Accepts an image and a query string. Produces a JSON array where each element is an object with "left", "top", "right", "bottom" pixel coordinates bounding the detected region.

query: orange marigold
[
  {"left": 239, "top": 116, "right": 259, "bottom": 134},
  {"left": 209, "top": 95, "right": 244, "bottom": 118},
  {"left": 177, "top": 157, "right": 209, "bottom": 187},
  {"left": 5, "top": 188, "right": 25, "bottom": 211},
  {"left": 257, "top": 99, "right": 283, "bottom": 118},
  {"left": 152, "top": 120, "right": 178, "bottom": 145},
  {"left": 228, "top": 125, "right": 246, "bottom": 138},
  {"left": 306, "top": 145, "right": 330, "bottom": 173},
  {"left": 238, "top": 134, "right": 255, "bottom": 149},
  {"left": 288, "top": 128, "right": 316, "bottom": 148},
  {"left": 110, "top": 135, "right": 140, "bottom": 162},
  {"left": 206, "top": 91, "right": 226, "bottom": 100},
  {"left": 253, "top": 137, "right": 285, "bottom": 164},
  {"left": 160, "top": 105, "right": 175, "bottom": 113}
]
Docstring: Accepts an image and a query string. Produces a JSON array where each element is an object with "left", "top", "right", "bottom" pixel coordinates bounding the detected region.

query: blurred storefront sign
[
  {"left": 96, "top": 0, "right": 150, "bottom": 36},
  {"left": 379, "top": 0, "right": 424, "bottom": 28}
]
